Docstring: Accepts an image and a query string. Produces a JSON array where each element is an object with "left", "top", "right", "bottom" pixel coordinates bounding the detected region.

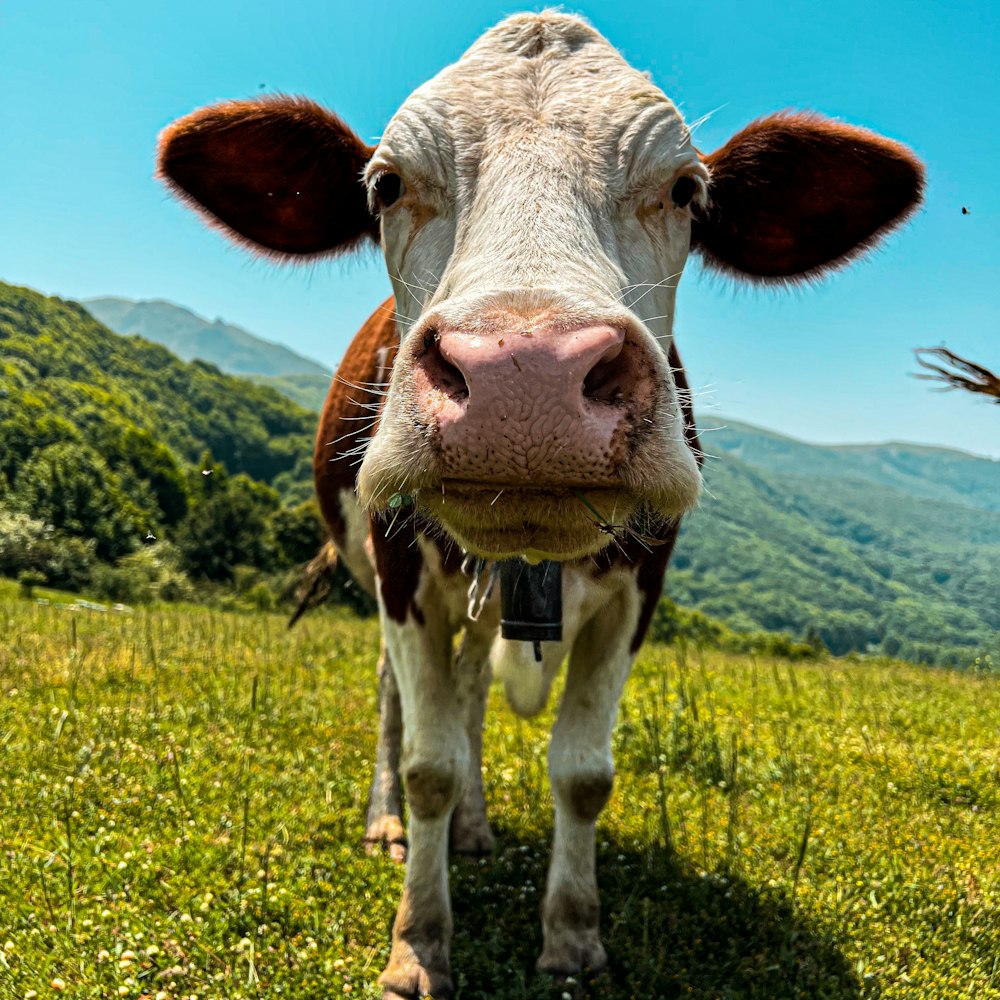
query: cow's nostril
[
  {"left": 421, "top": 330, "right": 469, "bottom": 401},
  {"left": 582, "top": 345, "right": 631, "bottom": 405}
]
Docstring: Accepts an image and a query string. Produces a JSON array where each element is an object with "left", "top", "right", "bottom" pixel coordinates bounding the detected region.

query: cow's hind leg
[
  {"left": 365, "top": 640, "right": 407, "bottom": 862},
  {"left": 537, "top": 585, "right": 639, "bottom": 976},
  {"left": 449, "top": 627, "right": 494, "bottom": 856}
]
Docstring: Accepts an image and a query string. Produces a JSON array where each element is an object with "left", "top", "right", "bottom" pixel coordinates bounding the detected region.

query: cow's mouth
[{"left": 419, "top": 481, "right": 639, "bottom": 560}]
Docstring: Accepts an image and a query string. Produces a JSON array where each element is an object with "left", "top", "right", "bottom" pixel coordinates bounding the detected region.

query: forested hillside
[
  {"left": 2, "top": 284, "right": 318, "bottom": 487},
  {"left": 0, "top": 282, "right": 323, "bottom": 594},
  {"left": 3, "top": 280, "right": 996, "bottom": 665},
  {"left": 672, "top": 454, "right": 1000, "bottom": 665}
]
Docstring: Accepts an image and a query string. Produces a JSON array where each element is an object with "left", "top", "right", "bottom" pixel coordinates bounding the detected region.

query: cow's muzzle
[{"left": 413, "top": 321, "right": 653, "bottom": 485}]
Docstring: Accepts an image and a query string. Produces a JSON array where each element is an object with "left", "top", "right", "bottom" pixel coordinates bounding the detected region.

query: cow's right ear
[{"left": 157, "top": 95, "right": 377, "bottom": 260}]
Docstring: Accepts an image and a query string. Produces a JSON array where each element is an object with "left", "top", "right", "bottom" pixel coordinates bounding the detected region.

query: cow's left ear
[
  {"left": 692, "top": 112, "right": 924, "bottom": 281},
  {"left": 158, "top": 95, "right": 377, "bottom": 260}
]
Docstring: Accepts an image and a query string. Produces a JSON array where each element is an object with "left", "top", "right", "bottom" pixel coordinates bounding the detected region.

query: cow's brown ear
[
  {"left": 692, "top": 112, "right": 924, "bottom": 282},
  {"left": 157, "top": 95, "right": 377, "bottom": 260}
]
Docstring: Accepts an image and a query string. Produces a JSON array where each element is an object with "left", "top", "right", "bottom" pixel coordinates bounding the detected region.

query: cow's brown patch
[
  {"left": 588, "top": 339, "right": 699, "bottom": 651},
  {"left": 567, "top": 772, "right": 614, "bottom": 822},
  {"left": 429, "top": 532, "right": 466, "bottom": 576},
  {"left": 403, "top": 758, "right": 464, "bottom": 820},
  {"left": 371, "top": 507, "right": 425, "bottom": 626},
  {"left": 313, "top": 299, "right": 397, "bottom": 545}
]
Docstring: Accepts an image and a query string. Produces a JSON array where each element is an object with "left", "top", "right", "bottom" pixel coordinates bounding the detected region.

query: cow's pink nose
[
  {"left": 433, "top": 324, "right": 627, "bottom": 408},
  {"left": 415, "top": 323, "right": 650, "bottom": 485}
]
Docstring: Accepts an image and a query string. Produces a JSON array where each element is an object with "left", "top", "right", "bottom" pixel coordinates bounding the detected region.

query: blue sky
[{"left": 2, "top": 0, "right": 997, "bottom": 456}]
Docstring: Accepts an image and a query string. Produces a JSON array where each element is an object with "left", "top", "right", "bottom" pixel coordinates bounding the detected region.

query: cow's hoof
[
  {"left": 379, "top": 951, "right": 453, "bottom": 1000},
  {"left": 449, "top": 814, "right": 495, "bottom": 857},
  {"left": 364, "top": 814, "right": 407, "bottom": 863},
  {"left": 536, "top": 933, "right": 607, "bottom": 976}
]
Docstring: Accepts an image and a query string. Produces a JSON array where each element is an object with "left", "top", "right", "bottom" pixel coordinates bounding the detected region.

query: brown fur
[
  {"left": 591, "top": 340, "right": 702, "bottom": 652},
  {"left": 313, "top": 299, "right": 398, "bottom": 545},
  {"left": 567, "top": 772, "right": 615, "bottom": 822},
  {"left": 157, "top": 95, "right": 378, "bottom": 260},
  {"left": 371, "top": 507, "right": 427, "bottom": 626},
  {"left": 694, "top": 112, "right": 925, "bottom": 281}
]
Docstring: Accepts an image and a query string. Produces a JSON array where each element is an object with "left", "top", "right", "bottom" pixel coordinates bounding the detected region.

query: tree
[
  {"left": 914, "top": 348, "right": 1000, "bottom": 403},
  {"left": 175, "top": 456, "right": 280, "bottom": 581},
  {"left": 270, "top": 499, "right": 327, "bottom": 566},
  {"left": 11, "top": 442, "right": 148, "bottom": 561}
]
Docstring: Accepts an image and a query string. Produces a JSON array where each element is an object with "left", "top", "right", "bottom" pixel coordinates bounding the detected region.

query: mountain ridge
[
  {"left": 83, "top": 296, "right": 330, "bottom": 378},
  {"left": 699, "top": 415, "right": 1000, "bottom": 513}
]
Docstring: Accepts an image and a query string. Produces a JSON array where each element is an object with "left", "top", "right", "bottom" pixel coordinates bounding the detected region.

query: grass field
[{"left": 0, "top": 584, "right": 997, "bottom": 999}]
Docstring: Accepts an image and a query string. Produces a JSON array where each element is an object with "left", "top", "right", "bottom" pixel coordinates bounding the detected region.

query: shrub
[
  {"left": 176, "top": 463, "right": 281, "bottom": 582},
  {"left": 0, "top": 510, "right": 96, "bottom": 590},
  {"left": 245, "top": 581, "right": 275, "bottom": 612},
  {"left": 10, "top": 442, "right": 148, "bottom": 560},
  {"left": 649, "top": 596, "right": 819, "bottom": 661},
  {"left": 270, "top": 499, "right": 326, "bottom": 566},
  {"left": 90, "top": 542, "right": 193, "bottom": 604},
  {"left": 17, "top": 569, "right": 46, "bottom": 599}
]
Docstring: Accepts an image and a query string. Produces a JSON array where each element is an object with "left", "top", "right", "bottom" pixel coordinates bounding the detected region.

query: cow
[{"left": 157, "top": 12, "right": 923, "bottom": 997}]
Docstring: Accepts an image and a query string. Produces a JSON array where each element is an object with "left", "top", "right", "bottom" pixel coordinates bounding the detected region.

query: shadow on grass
[{"left": 448, "top": 826, "right": 861, "bottom": 1000}]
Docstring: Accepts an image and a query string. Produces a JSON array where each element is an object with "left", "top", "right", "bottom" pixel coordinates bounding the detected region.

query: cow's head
[{"left": 159, "top": 12, "right": 922, "bottom": 561}]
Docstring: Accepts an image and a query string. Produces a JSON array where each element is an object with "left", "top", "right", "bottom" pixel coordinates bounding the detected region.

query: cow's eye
[
  {"left": 670, "top": 176, "right": 697, "bottom": 209},
  {"left": 373, "top": 172, "right": 404, "bottom": 211}
]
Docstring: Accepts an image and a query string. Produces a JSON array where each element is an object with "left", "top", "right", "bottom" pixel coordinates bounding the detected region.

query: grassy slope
[{"left": 1, "top": 589, "right": 996, "bottom": 999}]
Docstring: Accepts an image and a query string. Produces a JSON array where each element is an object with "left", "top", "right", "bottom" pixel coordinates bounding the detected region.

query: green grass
[{"left": 0, "top": 584, "right": 997, "bottom": 999}]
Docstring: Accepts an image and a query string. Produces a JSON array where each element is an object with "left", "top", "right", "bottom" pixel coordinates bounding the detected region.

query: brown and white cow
[{"left": 158, "top": 12, "right": 922, "bottom": 997}]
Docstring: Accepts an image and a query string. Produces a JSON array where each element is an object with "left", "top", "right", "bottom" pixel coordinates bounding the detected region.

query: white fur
[{"left": 356, "top": 11, "right": 707, "bottom": 532}]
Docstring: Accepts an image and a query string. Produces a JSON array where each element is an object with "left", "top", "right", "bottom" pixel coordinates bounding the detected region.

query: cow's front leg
[
  {"left": 378, "top": 605, "right": 466, "bottom": 1000},
  {"left": 537, "top": 585, "right": 639, "bottom": 976},
  {"left": 364, "top": 640, "right": 407, "bottom": 861},
  {"left": 449, "top": 626, "right": 495, "bottom": 855}
]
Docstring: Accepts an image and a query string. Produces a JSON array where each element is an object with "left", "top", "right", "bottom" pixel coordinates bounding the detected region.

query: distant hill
[
  {"left": 671, "top": 452, "right": 1000, "bottom": 665},
  {"left": 248, "top": 372, "right": 332, "bottom": 412},
  {"left": 84, "top": 296, "right": 330, "bottom": 379},
  {"left": 670, "top": 418, "right": 1000, "bottom": 663},
  {"left": 702, "top": 416, "right": 1000, "bottom": 513}
]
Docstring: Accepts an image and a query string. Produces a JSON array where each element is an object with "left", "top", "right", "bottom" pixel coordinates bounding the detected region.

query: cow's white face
[
  {"left": 157, "top": 10, "right": 924, "bottom": 562},
  {"left": 371, "top": 15, "right": 706, "bottom": 333},
  {"left": 359, "top": 14, "right": 706, "bottom": 559}
]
